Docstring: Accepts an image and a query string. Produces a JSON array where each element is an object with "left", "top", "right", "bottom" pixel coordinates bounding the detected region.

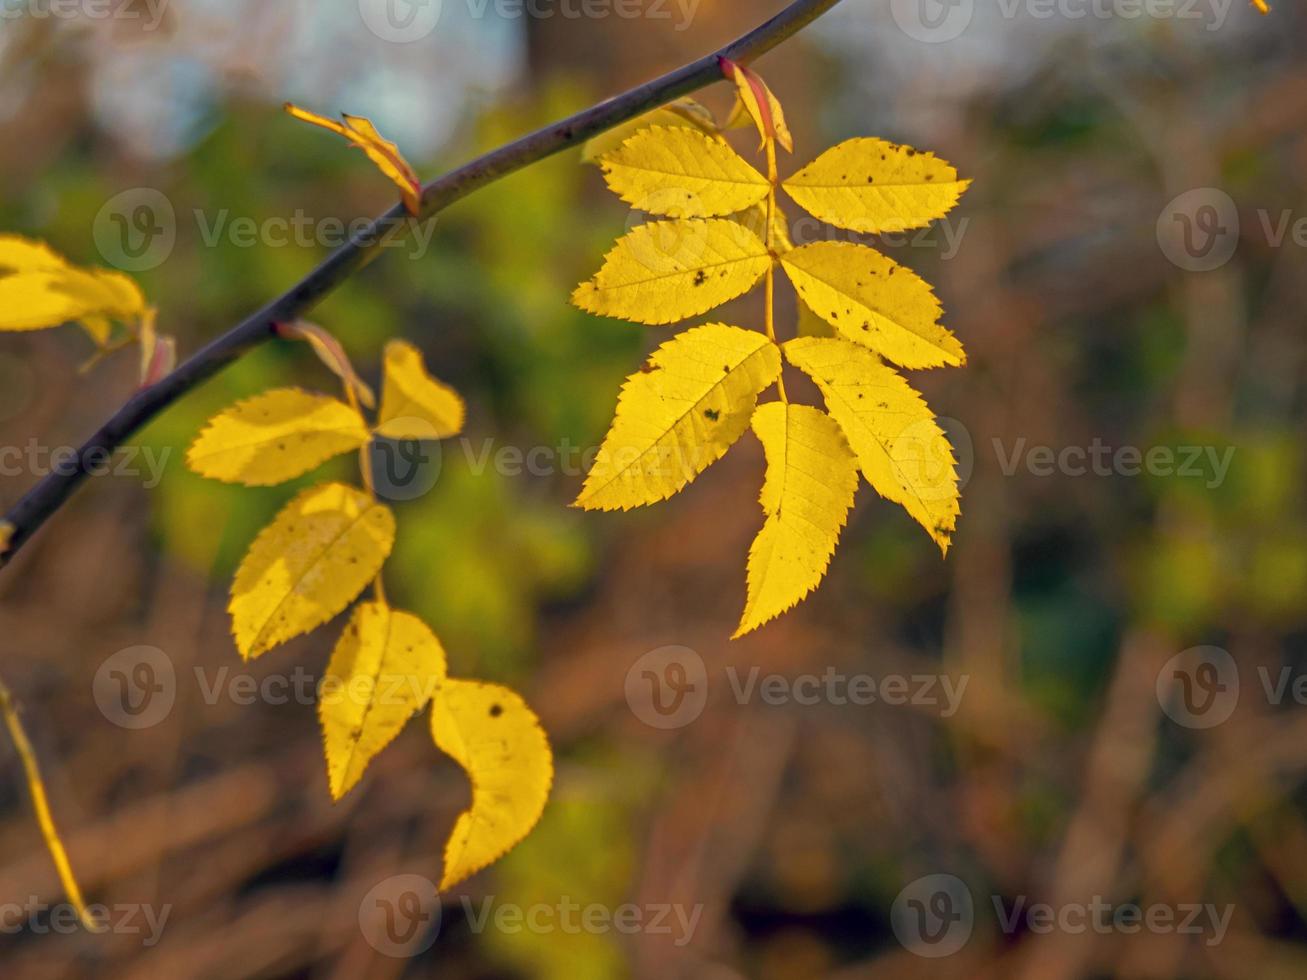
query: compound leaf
[
  {"left": 572, "top": 218, "right": 770, "bottom": 325},
  {"left": 230, "top": 483, "right": 395, "bottom": 659},
  {"left": 187, "top": 388, "right": 369, "bottom": 486},
  {"left": 432, "top": 679, "right": 553, "bottom": 890},
  {"left": 783, "top": 138, "right": 970, "bottom": 234},
  {"left": 599, "top": 126, "right": 769, "bottom": 218},
  {"left": 786, "top": 337, "right": 959, "bottom": 553},
  {"left": 736, "top": 403, "right": 858, "bottom": 637},
  {"left": 320, "top": 601, "right": 447, "bottom": 800},
  {"left": 781, "top": 241, "right": 964, "bottom": 369},
  {"left": 578, "top": 323, "right": 781, "bottom": 511}
]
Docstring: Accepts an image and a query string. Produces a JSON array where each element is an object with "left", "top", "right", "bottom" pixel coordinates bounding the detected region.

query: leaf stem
[
  {"left": 0, "top": 676, "right": 97, "bottom": 931},
  {"left": 763, "top": 140, "right": 787, "bottom": 403}
]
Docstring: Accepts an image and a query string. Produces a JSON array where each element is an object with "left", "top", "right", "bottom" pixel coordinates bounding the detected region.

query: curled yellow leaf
[
  {"left": 432, "top": 679, "right": 553, "bottom": 890},
  {"left": 720, "top": 58, "right": 793, "bottom": 153},
  {"left": 736, "top": 403, "right": 858, "bottom": 638},
  {"left": 229, "top": 483, "right": 395, "bottom": 659},
  {"left": 285, "top": 104, "right": 422, "bottom": 215}
]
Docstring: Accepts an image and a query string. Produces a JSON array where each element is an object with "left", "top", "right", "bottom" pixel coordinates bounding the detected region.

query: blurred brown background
[{"left": 2, "top": 0, "right": 1306, "bottom": 976}]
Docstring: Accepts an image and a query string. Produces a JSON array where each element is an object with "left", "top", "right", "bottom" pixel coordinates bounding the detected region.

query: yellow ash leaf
[
  {"left": 721, "top": 58, "right": 793, "bottom": 153},
  {"left": 1251, "top": 0, "right": 1268, "bottom": 12},
  {"left": 229, "top": 482, "right": 395, "bottom": 659},
  {"left": 784, "top": 138, "right": 971, "bottom": 234},
  {"left": 0, "top": 266, "right": 145, "bottom": 333},
  {"left": 572, "top": 218, "right": 771, "bottom": 326},
  {"left": 736, "top": 402, "right": 858, "bottom": 638},
  {"left": 781, "top": 242, "right": 964, "bottom": 370},
  {"left": 599, "top": 126, "right": 769, "bottom": 218},
  {"left": 319, "top": 601, "right": 448, "bottom": 800},
  {"left": 785, "top": 337, "right": 959, "bottom": 554},
  {"left": 375, "top": 339, "right": 466, "bottom": 440},
  {"left": 577, "top": 323, "right": 781, "bottom": 511},
  {"left": 581, "top": 97, "right": 718, "bottom": 163},
  {"left": 285, "top": 104, "right": 422, "bottom": 215},
  {"left": 0, "top": 235, "right": 70, "bottom": 273},
  {"left": 188, "top": 388, "right": 369, "bottom": 486},
  {"left": 432, "top": 679, "right": 553, "bottom": 890}
]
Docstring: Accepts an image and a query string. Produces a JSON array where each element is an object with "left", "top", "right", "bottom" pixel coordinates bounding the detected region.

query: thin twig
[{"left": 0, "top": 0, "right": 844, "bottom": 567}]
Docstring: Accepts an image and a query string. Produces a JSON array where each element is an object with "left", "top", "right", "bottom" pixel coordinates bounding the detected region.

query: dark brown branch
[{"left": 0, "top": 0, "right": 844, "bottom": 566}]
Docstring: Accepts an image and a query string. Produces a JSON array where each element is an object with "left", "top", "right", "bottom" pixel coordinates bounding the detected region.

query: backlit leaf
[
  {"left": 781, "top": 241, "right": 964, "bottom": 369},
  {"left": 229, "top": 483, "right": 395, "bottom": 659},
  {"left": 736, "top": 402, "right": 858, "bottom": 637},
  {"left": 375, "top": 339, "right": 466, "bottom": 440},
  {"left": 320, "top": 601, "right": 447, "bottom": 800},
  {"left": 285, "top": 104, "right": 422, "bottom": 215},
  {"left": 188, "top": 388, "right": 369, "bottom": 486},
  {"left": 783, "top": 138, "right": 970, "bottom": 234},
  {"left": 599, "top": 126, "right": 769, "bottom": 218},
  {"left": 786, "top": 337, "right": 959, "bottom": 553},
  {"left": 432, "top": 679, "right": 553, "bottom": 890},
  {"left": 0, "top": 264, "right": 145, "bottom": 333},
  {"left": 577, "top": 323, "right": 781, "bottom": 511},
  {"left": 572, "top": 218, "right": 770, "bottom": 325}
]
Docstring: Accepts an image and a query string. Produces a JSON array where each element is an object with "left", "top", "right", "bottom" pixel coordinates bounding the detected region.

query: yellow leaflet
[
  {"left": 581, "top": 97, "right": 718, "bottom": 164},
  {"left": 187, "top": 388, "right": 369, "bottom": 486},
  {"left": 721, "top": 58, "right": 793, "bottom": 153},
  {"left": 285, "top": 104, "right": 422, "bottom": 215},
  {"left": 785, "top": 337, "right": 959, "bottom": 554},
  {"left": 577, "top": 323, "right": 781, "bottom": 511},
  {"left": 784, "top": 138, "right": 970, "bottom": 234},
  {"left": 781, "top": 241, "right": 964, "bottom": 370},
  {"left": 0, "top": 235, "right": 69, "bottom": 273},
  {"left": 0, "top": 266, "right": 145, "bottom": 333},
  {"left": 375, "top": 339, "right": 466, "bottom": 440},
  {"left": 1251, "top": 0, "right": 1268, "bottom": 12},
  {"left": 229, "top": 482, "right": 395, "bottom": 659},
  {"left": 432, "top": 679, "right": 553, "bottom": 890},
  {"left": 599, "top": 126, "right": 769, "bottom": 218},
  {"left": 320, "top": 601, "right": 447, "bottom": 800},
  {"left": 736, "top": 403, "right": 858, "bottom": 638},
  {"left": 571, "top": 218, "right": 770, "bottom": 326}
]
